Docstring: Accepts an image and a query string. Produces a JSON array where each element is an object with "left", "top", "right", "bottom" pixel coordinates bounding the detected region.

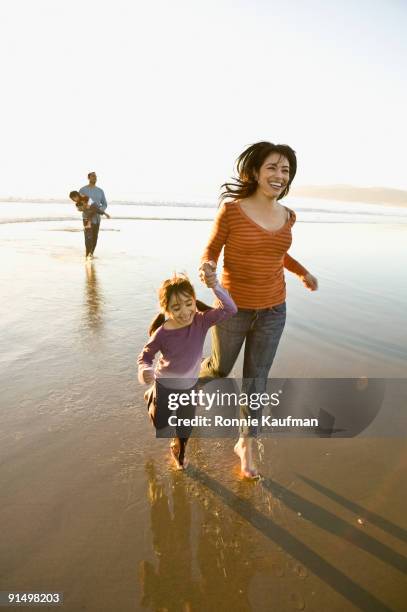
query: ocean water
[{"left": 1, "top": 196, "right": 407, "bottom": 224}]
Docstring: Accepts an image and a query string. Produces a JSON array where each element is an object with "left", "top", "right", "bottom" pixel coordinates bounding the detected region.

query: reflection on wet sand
[
  {"left": 141, "top": 452, "right": 265, "bottom": 612},
  {"left": 140, "top": 460, "right": 198, "bottom": 611},
  {"left": 83, "top": 262, "right": 103, "bottom": 331},
  {"left": 196, "top": 476, "right": 257, "bottom": 611}
]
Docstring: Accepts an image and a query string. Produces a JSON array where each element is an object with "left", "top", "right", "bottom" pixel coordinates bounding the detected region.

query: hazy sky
[{"left": 1, "top": 0, "right": 406, "bottom": 199}]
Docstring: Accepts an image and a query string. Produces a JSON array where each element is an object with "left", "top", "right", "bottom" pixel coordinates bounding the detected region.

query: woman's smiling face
[{"left": 255, "top": 152, "right": 290, "bottom": 198}]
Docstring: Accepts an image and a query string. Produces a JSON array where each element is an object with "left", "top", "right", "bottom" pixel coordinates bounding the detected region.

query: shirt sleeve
[
  {"left": 100, "top": 190, "right": 108, "bottom": 211},
  {"left": 137, "top": 331, "right": 162, "bottom": 383},
  {"left": 284, "top": 253, "right": 309, "bottom": 277},
  {"left": 201, "top": 282, "right": 237, "bottom": 329},
  {"left": 283, "top": 209, "right": 309, "bottom": 277},
  {"left": 201, "top": 204, "right": 229, "bottom": 265}
]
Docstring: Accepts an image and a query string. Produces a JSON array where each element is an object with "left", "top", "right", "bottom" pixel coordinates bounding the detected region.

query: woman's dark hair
[
  {"left": 220, "top": 141, "right": 297, "bottom": 203},
  {"left": 148, "top": 273, "right": 210, "bottom": 336}
]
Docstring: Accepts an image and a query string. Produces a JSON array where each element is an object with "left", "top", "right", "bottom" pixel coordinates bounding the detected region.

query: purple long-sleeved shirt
[{"left": 137, "top": 283, "right": 237, "bottom": 388}]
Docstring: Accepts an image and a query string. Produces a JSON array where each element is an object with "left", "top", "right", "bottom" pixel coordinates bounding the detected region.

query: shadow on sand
[
  {"left": 186, "top": 466, "right": 396, "bottom": 612},
  {"left": 296, "top": 473, "right": 407, "bottom": 543}
]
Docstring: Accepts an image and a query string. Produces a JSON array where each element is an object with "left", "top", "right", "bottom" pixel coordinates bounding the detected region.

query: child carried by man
[{"left": 69, "top": 190, "right": 111, "bottom": 259}]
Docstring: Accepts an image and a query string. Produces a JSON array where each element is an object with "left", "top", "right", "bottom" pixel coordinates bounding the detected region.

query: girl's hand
[
  {"left": 143, "top": 370, "right": 155, "bottom": 385},
  {"left": 199, "top": 261, "right": 217, "bottom": 288},
  {"left": 105, "top": 213, "right": 111, "bottom": 219},
  {"left": 302, "top": 273, "right": 318, "bottom": 291}
]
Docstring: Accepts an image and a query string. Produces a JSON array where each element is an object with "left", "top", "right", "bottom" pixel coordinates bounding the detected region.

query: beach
[{"left": 1, "top": 201, "right": 407, "bottom": 611}]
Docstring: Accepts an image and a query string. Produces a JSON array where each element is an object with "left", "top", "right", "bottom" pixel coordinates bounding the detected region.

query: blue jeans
[{"left": 200, "top": 303, "right": 286, "bottom": 434}]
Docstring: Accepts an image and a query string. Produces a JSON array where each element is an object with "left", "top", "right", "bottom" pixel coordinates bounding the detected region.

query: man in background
[{"left": 79, "top": 171, "right": 108, "bottom": 257}]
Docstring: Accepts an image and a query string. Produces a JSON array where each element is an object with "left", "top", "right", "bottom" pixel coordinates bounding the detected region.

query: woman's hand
[
  {"left": 199, "top": 261, "right": 217, "bottom": 288},
  {"left": 302, "top": 273, "right": 318, "bottom": 291},
  {"left": 143, "top": 370, "right": 155, "bottom": 385}
]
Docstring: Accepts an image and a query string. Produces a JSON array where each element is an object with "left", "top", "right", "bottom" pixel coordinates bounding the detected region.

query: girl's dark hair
[
  {"left": 69, "top": 190, "right": 80, "bottom": 199},
  {"left": 220, "top": 141, "right": 297, "bottom": 203},
  {"left": 148, "top": 273, "right": 210, "bottom": 336}
]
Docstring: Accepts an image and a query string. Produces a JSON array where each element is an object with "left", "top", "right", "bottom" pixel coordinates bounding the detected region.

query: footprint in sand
[
  {"left": 287, "top": 559, "right": 308, "bottom": 579},
  {"left": 288, "top": 591, "right": 306, "bottom": 610},
  {"left": 271, "top": 562, "right": 285, "bottom": 577}
]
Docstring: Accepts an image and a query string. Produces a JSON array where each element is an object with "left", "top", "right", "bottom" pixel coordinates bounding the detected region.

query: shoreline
[{"left": 3, "top": 187, "right": 407, "bottom": 208}]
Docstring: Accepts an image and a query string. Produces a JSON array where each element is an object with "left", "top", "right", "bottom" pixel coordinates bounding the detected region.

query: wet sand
[{"left": 1, "top": 213, "right": 407, "bottom": 611}]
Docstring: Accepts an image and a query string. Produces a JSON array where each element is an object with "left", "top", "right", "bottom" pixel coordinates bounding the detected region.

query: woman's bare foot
[
  {"left": 144, "top": 385, "right": 154, "bottom": 402},
  {"left": 234, "top": 438, "right": 259, "bottom": 478}
]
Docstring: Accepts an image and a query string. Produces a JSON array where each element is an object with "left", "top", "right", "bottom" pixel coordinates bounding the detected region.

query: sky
[{"left": 1, "top": 0, "right": 406, "bottom": 200}]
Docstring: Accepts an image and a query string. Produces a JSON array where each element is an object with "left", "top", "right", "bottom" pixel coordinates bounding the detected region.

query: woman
[{"left": 199, "top": 141, "right": 318, "bottom": 478}]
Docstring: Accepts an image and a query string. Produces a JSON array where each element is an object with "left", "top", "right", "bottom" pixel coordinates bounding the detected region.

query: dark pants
[
  {"left": 145, "top": 380, "right": 197, "bottom": 465},
  {"left": 83, "top": 222, "right": 100, "bottom": 256},
  {"left": 200, "top": 303, "right": 286, "bottom": 435},
  {"left": 145, "top": 380, "right": 197, "bottom": 438},
  {"left": 91, "top": 222, "right": 100, "bottom": 253}
]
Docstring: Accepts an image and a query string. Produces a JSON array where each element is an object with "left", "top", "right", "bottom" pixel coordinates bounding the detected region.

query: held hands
[
  {"left": 302, "top": 273, "right": 318, "bottom": 291},
  {"left": 199, "top": 261, "right": 217, "bottom": 288},
  {"left": 143, "top": 370, "right": 155, "bottom": 385}
]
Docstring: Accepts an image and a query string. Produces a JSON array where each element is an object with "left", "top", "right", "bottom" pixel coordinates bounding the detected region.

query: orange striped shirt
[{"left": 201, "top": 202, "right": 308, "bottom": 309}]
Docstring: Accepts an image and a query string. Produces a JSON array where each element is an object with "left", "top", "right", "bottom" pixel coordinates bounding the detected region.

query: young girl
[{"left": 137, "top": 270, "right": 237, "bottom": 470}]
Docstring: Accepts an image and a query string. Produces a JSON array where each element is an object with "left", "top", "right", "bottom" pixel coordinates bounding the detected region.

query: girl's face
[
  {"left": 255, "top": 153, "right": 290, "bottom": 199},
  {"left": 166, "top": 291, "right": 196, "bottom": 328}
]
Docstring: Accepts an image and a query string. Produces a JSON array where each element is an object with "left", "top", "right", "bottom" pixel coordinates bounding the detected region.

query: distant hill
[{"left": 292, "top": 185, "right": 407, "bottom": 207}]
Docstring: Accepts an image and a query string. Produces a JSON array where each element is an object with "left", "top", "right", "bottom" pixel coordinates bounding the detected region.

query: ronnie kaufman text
[{"left": 168, "top": 415, "right": 319, "bottom": 428}]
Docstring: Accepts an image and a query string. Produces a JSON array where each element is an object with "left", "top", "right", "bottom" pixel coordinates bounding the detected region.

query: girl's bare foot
[
  {"left": 234, "top": 438, "right": 259, "bottom": 478},
  {"left": 170, "top": 439, "right": 184, "bottom": 470}
]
